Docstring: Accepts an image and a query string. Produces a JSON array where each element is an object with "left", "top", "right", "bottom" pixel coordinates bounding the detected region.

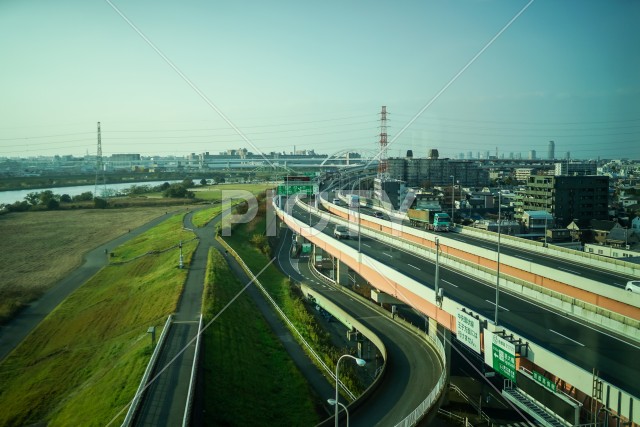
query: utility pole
[
  {"left": 494, "top": 192, "right": 501, "bottom": 326},
  {"left": 434, "top": 238, "right": 440, "bottom": 305}
]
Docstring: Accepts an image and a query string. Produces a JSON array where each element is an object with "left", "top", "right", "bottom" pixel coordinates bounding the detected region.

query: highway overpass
[{"left": 274, "top": 192, "right": 640, "bottom": 426}]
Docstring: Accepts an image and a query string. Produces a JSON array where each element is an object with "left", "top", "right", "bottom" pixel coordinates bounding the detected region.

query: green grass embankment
[
  {"left": 222, "top": 210, "right": 365, "bottom": 397},
  {"left": 0, "top": 214, "right": 196, "bottom": 426},
  {"left": 201, "top": 249, "right": 321, "bottom": 426}
]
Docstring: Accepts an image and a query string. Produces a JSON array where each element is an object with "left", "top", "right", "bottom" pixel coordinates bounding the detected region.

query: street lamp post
[
  {"left": 328, "top": 399, "right": 349, "bottom": 427},
  {"left": 334, "top": 354, "right": 366, "bottom": 427},
  {"left": 434, "top": 237, "right": 440, "bottom": 303},
  {"left": 450, "top": 175, "right": 455, "bottom": 224},
  {"left": 494, "top": 192, "right": 501, "bottom": 326}
]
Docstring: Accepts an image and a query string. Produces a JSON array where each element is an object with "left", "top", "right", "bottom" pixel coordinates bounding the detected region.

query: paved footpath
[
  {"left": 133, "top": 210, "right": 212, "bottom": 426},
  {"left": 0, "top": 211, "right": 177, "bottom": 362}
]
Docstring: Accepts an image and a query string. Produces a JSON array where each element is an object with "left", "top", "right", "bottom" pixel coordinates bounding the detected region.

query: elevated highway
[{"left": 275, "top": 194, "right": 640, "bottom": 426}]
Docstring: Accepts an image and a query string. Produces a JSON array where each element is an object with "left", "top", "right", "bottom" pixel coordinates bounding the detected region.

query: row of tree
[{"left": 1, "top": 179, "right": 198, "bottom": 213}]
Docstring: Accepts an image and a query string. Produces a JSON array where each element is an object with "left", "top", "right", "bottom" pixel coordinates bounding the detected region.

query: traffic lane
[
  {"left": 280, "top": 227, "right": 443, "bottom": 426},
  {"left": 296, "top": 261, "right": 442, "bottom": 427},
  {"left": 291, "top": 207, "right": 640, "bottom": 398},
  {"left": 377, "top": 234, "right": 640, "bottom": 399},
  {"left": 442, "top": 231, "right": 635, "bottom": 288}
]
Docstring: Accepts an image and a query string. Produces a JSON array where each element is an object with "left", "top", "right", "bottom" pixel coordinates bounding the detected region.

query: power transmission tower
[
  {"left": 94, "top": 121, "right": 105, "bottom": 198},
  {"left": 377, "top": 106, "right": 388, "bottom": 179}
]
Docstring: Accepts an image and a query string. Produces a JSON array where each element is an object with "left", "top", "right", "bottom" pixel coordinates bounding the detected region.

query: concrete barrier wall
[
  {"left": 457, "top": 225, "right": 640, "bottom": 277},
  {"left": 313, "top": 200, "right": 640, "bottom": 322},
  {"left": 308, "top": 200, "right": 639, "bottom": 424}
]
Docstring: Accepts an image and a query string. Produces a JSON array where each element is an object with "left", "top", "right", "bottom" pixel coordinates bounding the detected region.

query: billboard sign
[{"left": 456, "top": 309, "right": 481, "bottom": 354}]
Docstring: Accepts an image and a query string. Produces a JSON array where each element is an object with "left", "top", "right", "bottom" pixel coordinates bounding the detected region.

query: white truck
[{"left": 347, "top": 194, "right": 360, "bottom": 208}]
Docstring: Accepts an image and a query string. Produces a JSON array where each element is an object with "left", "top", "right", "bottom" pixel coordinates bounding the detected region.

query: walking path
[{"left": 0, "top": 211, "right": 176, "bottom": 362}]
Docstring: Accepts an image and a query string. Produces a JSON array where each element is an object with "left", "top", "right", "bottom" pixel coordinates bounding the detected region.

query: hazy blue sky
[{"left": 1, "top": 0, "right": 638, "bottom": 160}]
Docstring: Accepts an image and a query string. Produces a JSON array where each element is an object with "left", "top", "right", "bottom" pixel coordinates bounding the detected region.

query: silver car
[{"left": 625, "top": 281, "right": 640, "bottom": 293}]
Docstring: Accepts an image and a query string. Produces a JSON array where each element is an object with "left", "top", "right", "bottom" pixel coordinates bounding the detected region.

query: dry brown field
[{"left": 0, "top": 204, "right": 194, "bottom": 324}]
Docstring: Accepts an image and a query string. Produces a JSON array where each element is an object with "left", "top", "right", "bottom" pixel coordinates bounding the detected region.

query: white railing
[
  {"left": 121, "top": 314, "right": 173, "bottom": 427},
  {"left": 182, "top": 314, "right": 203, "bottom": 427},
  {"left": 393, "top": 333, "right": 447, "bottom": 427}
]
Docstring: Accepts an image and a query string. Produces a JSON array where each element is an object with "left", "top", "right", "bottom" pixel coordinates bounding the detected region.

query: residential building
[
  {"left": 515, "top": 175, "right": 609, "bottom": 227},
  {"left": 554, "top": 162, "right": 597, "bottom": 176},
  {"left": 386, "top": 152, "right": 489, "bottom": 188}
]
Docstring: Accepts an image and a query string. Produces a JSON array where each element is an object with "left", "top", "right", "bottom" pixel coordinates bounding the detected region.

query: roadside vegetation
[
  {"left": 0, "top": 206, "right": 191, "bottom": 325},
  {"left": 0, "top": 214, "right": 195, "bottom": 426},
  {"left": 201, "top": 249, "right": 321, "bottom": 426},
  {"left": 190, "top": 183, "right": 274, "bottom": 227},
  {"left": 222, "top": 193, "right": 365, "bottom": 397}
]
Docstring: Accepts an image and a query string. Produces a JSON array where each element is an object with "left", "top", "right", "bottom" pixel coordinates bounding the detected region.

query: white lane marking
[
  {"left": 362, "top": 243, "right": 371, "bottom": 248},
  {"left": 383, "top": 252, "right": 393, "bottom": 258},
  {"left": 514, "top": 255, "right": 532, "bottom": 261},
  {"left": 550, "top": 329, "right": 585, "bottom": 347},
  {"left": 443, "top": 279, "right": 458, "bottom": 288},
  {"left": 558, "top": 267, "right": 581, "bottom": 275},
  {"left": 408, "top": 264, "right": 420, "bottom": 270},
  {"left": 485, "top": 299, "right": 509, "bottom": 311}
]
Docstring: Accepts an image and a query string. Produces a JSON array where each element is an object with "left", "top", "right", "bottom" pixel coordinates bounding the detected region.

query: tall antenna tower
[
  {"left": 94, "top": 122, "right": 105, "bottom": 198},
  {"left": 377, "top": 106, "right": 389, "bottom": 179}
]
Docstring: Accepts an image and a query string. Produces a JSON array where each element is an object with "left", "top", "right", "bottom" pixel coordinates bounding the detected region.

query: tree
[
  {"left": 39, "top": 190, "right": 56, "bottom": 205},
  {"left": 46, "top": 198, "right": 60, "bottom": 210},
  {"left": 200, "top": 178, "right": 208, "bottom": 186},
  {"left": 181, "top": 178, "right": 194, "bottom": 188},
  {"left": 25, "top": 192, "right": 40, "bottom": 205},
  {"left": 94, "top": 198, "right": 108, "bottom": 209},
  {"left": 60, "top": 194, "right": 72, "bottom": 203},
  {"left": 73, "top": 191, "right": 94, "bottom": 202}
]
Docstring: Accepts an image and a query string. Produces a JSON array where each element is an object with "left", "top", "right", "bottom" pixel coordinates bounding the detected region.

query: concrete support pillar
[{"left": 439, "top": 323, "right": 452, "bottom": 405}]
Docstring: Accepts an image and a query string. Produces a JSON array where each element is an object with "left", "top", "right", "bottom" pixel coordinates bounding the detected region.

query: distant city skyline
[{"left": 1, "top": 0, "right": 639, "bottom": 160}]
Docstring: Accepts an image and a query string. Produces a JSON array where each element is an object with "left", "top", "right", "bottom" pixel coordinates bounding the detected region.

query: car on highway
[
  {"left": 625, "top": 280, "right": 640, "bottom": 293},
  {"left": 332, "top": 198, "right": 340, "bottom": 204},
  {"left": 333, "top": 225, "right": 350, "bottom": 239},
  {"left": 373, "top": 211, "right": 384, "bottom": 219}
]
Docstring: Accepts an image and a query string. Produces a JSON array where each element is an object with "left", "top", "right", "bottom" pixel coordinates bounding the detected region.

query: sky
[{"left": 1, "top": 0, "right": 639, "bottom": 161}]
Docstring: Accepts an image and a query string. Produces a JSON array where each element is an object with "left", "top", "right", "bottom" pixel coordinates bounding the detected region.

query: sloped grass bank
[
  {"left": 0, "top": 214, "right": 196, "bottom": 426},
  {"left": 223, "top": 213, "right": 365, "bottom": 397},
  {"left": 201, "top": 249, "right": 320, "bottom": 426}
]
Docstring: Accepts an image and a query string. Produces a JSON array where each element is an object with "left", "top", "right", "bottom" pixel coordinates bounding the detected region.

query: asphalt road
[
  {"left": 290, "top": 203, "right": 640, "bottom": 399},
  {"left": 0, "top": 211, "right": 176, "bottom": 362},
  {"left": 355, "top": 203, "right": 637, "bottom": 289},
  {"left": 277, "top": 226, "right": 445, "bottom": 427}
]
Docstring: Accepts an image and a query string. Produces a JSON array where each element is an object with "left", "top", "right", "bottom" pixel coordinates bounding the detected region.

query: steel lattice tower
[
  {"left": 94, "top": 121, "right": 105, "bottom": 198},
  {"left": 377, "top": 106, "right": 388, "bottom": 179}
]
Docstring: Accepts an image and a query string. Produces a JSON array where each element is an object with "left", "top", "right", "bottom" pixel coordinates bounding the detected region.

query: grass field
[
  {"left": 201, "top": 249, "right": 321, "bottom": 426},
  {"left": 190, "top": 184, "right": 274, "bottom": 227},
  {"left": 222, "top": 210, "right": 365, "bottom": 396},
  {"left": 0, "top": 206, "right": 192, "bottom": 325},
  {"left": 0, "top": 214, "right": 196, "bottom": 426}
]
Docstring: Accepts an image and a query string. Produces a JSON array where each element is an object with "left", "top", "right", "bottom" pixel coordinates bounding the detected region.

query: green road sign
[
  {"left": 277, "top": 184, "right": 317, "bottom": 196},
  {"left": 491, "top": 333, "right": 516, "bottom": 382},
  {"left": 533, "top": 371, "right": 556, "bottom": 393}
]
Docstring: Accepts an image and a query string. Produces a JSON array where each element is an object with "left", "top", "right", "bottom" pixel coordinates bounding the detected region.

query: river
[{"left": 0, "top": 180, "right": 191, "bottom": 205}]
